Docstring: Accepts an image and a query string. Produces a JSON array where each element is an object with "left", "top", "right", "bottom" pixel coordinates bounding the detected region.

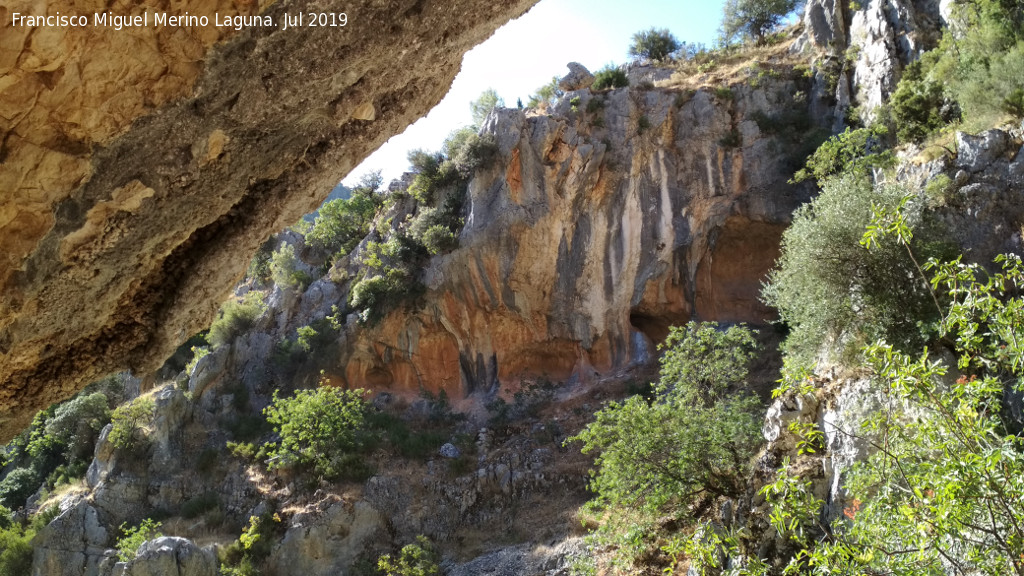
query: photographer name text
[{"left": 10, "top": 11, "right": 347, "bottom": 31}]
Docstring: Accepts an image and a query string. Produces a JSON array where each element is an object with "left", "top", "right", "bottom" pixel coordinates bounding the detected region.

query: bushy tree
[
  {"left": 470, "top": 88, "right": 504, "bottom": 128},
  {"left": 628, "top": 28, "right": 681, "bottom": 62},
  {"left": 0, "top": 523, "right": 34, "bottom": 576},
  {"left": 721, "top": 0, "right": 802, "bottom": 44},
  {"left": 307, "top": 176, "right": 382, "bottom": 259},
  {"left": 742, "top": 254, "right": 1024, "bottom": 576},
  {"left": 527, "top": 76, "right": 563, "bottom": 109},
  {"left": 571, "top": 322, "right": 763, "bottom": 519},
  {"left": 45, "top": 392, "right": 110, "bottom": 461},
  {"left": 108, "top": 397, "right": 155, "bottom": 453},
  {"left": 0, "top": 468, "right": 40, "bottom": 510},
  {"left": 888, "top": 61, "right": 951, "bottom": 143},
  {"left": 263, "top": 386, "right": 371, "bottom": 480},
  {"left": 268, "top": 243, "right": 311, "bottom": 290},
  {"left": 763, "top": 174, "right": 945, "bottom": 363}
]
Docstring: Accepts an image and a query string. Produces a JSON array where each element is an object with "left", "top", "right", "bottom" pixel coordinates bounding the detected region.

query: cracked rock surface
[{"left": 0, "top": 0, "right": 539, "bottom": 440}]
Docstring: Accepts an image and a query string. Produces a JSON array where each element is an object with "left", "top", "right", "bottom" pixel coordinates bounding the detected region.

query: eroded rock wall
[
  {"left": 796, "top": 0, "right": 944, "bottom": 120},
  {"left": 0, "top": 0, "right": 540, "bottom": 440},
  {"left": 336, "top": 81, "right": 820, "bottom": 398}
]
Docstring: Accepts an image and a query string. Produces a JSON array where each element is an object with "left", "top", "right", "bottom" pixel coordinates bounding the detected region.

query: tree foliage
[
  {"left": 571, "top": 322, "right": 762, "bottom": 520},
  {"left": 108, "top": 397, "right": 155, "bottom": 453},
  {"left": 763, "top": 174, "right": 945, "bottom": 363},
  {"left": 307, "top": 176, "right": 382, "bottom": 259},
  {"left": 470, "top": 88, "right": 504, "bottom": 128},
  {"left": 263, "top": 386, "right": 371, "bottom": 480},
  {"left": 720, "top": 0, "right": 802, "bottom": 44},
  {"left": 628, "top": 28, "right": 681, "bottom": 62},
  {"left": 791, "top": 125, "right": 894, "bottom": 185}
]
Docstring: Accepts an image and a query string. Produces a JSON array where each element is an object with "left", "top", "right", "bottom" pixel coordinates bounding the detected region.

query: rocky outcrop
[
  {"left": 111, "top": 537, "right": 217, "bottom": 576},
  {"left": 445, "top": 537, "right": 588, "bottom": 576},
  {"left": 797, "top": 0, "right": 943, "bottom": 119},
  {"left": 557, "top": 63, "right": 594, "bottom": 92},
  {"left": 32, "top": 498, "right": 112, "bottom": 576},
  {"left": 333, "top": 80, "right": 820, "bottom": 398},
  {"left": 267, "top": 500, "right": 386, "bottom": 576},
  {"left": 0, "top": 0, "right": 540, "bottom": 441}
]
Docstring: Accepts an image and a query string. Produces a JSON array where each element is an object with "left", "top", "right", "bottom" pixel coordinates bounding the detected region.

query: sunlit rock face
[
  {"left": 0, "top": 0, "right": 540, "bottom": 440},
  {"left": 336, "top": 82, "right": 823, "bottom": 399}
]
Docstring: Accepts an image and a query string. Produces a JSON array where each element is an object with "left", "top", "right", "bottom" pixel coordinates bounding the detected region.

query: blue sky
[{"left": 343, "top": 0, "right": 727, "bottom": 186}]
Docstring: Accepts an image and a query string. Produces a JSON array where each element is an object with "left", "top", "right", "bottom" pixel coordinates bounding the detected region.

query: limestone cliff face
[
  {"left": 334, "top": 80, "right": 821, "bottom": 399},
  {"left": 0, "top": 0, "right": 539, "bottom": 439},
  {"left": 796, "top": 0, "right": 943, "bottom": 121}
]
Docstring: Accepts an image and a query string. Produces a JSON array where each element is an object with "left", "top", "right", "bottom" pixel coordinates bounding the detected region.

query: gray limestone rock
[
  {"left": 557, "top": 62, "right": 594, "bottom": 92},
  {"left": 956, "top": 129, "right": 1013, "bottom": 172},
  {"left": 267, "top": 501, "right": 385, "bottom": 576},
  {"left": 112, "top": 537, "right": 217, "bottom": 576},
  {"left": 439, "top": 442, "right": 461, "bottom": 458},
  {"left": 31, "top": 498, "right": 110, "bottom": 576}
]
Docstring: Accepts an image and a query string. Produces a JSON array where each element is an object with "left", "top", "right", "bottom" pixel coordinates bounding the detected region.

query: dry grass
[
  {"left": 656, "top": 34, "right": 805, "bottom": 93},
  {"left": 36, "top": 480, "right": 90, "bottom": 511}
]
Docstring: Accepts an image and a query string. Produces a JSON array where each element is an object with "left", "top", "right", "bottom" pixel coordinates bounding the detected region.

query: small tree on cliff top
[{"left": 721, "top": 0, "right": 802, "bottom": 44}]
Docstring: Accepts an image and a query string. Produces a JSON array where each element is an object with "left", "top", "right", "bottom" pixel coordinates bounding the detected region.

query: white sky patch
[{"left": 343, "top": 0, "right": 725, "bottom": 187}]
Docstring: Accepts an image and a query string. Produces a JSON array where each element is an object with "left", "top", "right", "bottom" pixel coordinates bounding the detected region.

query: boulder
[
  {"left": 112, "top": 537, "right": 217, "bottom": 576},
  {"left": 31, "top": 498, "right": 111, "bottom": 576},
  {"left": 439, "top": 443, "right": 461, "bottom": 459},
  {"left": 557, "top": 62, "right": 594, "bottom": 92}
]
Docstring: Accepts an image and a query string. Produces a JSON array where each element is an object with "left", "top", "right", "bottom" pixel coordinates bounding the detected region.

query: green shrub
[
  {"left": 924, "top": 173, "right": 955, "bottom": 206},
  {"left": 719, "top": 253, "right": 1024, "bottom": 576},
  {"left": 377, "top": 535, "right": 441, "bottom": 576},
  {"left": 763, "top": 174, "right": 946, "bottom": 363},
  {"left": 208, "top": 292, "right": 266, "bottom": 348},
  {"left": 108, "top": 397, "right": 155, "bottom": 453},
  {"left": 45, "top": 392, "right": 110, "bottom": 460},
  {"left": 591, "top": 66, "right": 629, "bottom": 91},
  {"left": 628, "top": 28, "right": 681, "bottom": 62},
  {"left": 0, "top": 468, "right": 41, "bottom": 510},
  {"left": 450, "top": 133, "right": 498, "bottom": 175},
  {"left": 184, "top": 345, "right": 209, "bottom": 375},
  {"left": 571, "top": 322, "right": 762, "bottom": 518},
  {"left": 0, "top": 523, "right": 35, "bottom": 576},
  {"left": 349, "top": 269, "right": 423, "bottom": 325},
  {"left": 954, "top": 41, "right": 1024, "bottom": 123},
  {"left": 420, "top": 225, "right": 458, "bottom": 255},
  {"left": 263, "top": 386, "right": 371, "bottom": 480},
  {"left": 791, "top": 125, "right": 895, "bottom": 184},
  {"left": 269, "top": 243, "right": 312, "bottom": 291},
  {"left": 117, "top": 519, "right": 162, "bottom": 562},
  {"left": 246, "top": 239, "right": 274, "bottom": 284},
  {"left": 307, "top": 179, "right": 381, "bottom": 259},
  {"left": 889, "top": 61, "right": 950, "bottom": 143}
]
